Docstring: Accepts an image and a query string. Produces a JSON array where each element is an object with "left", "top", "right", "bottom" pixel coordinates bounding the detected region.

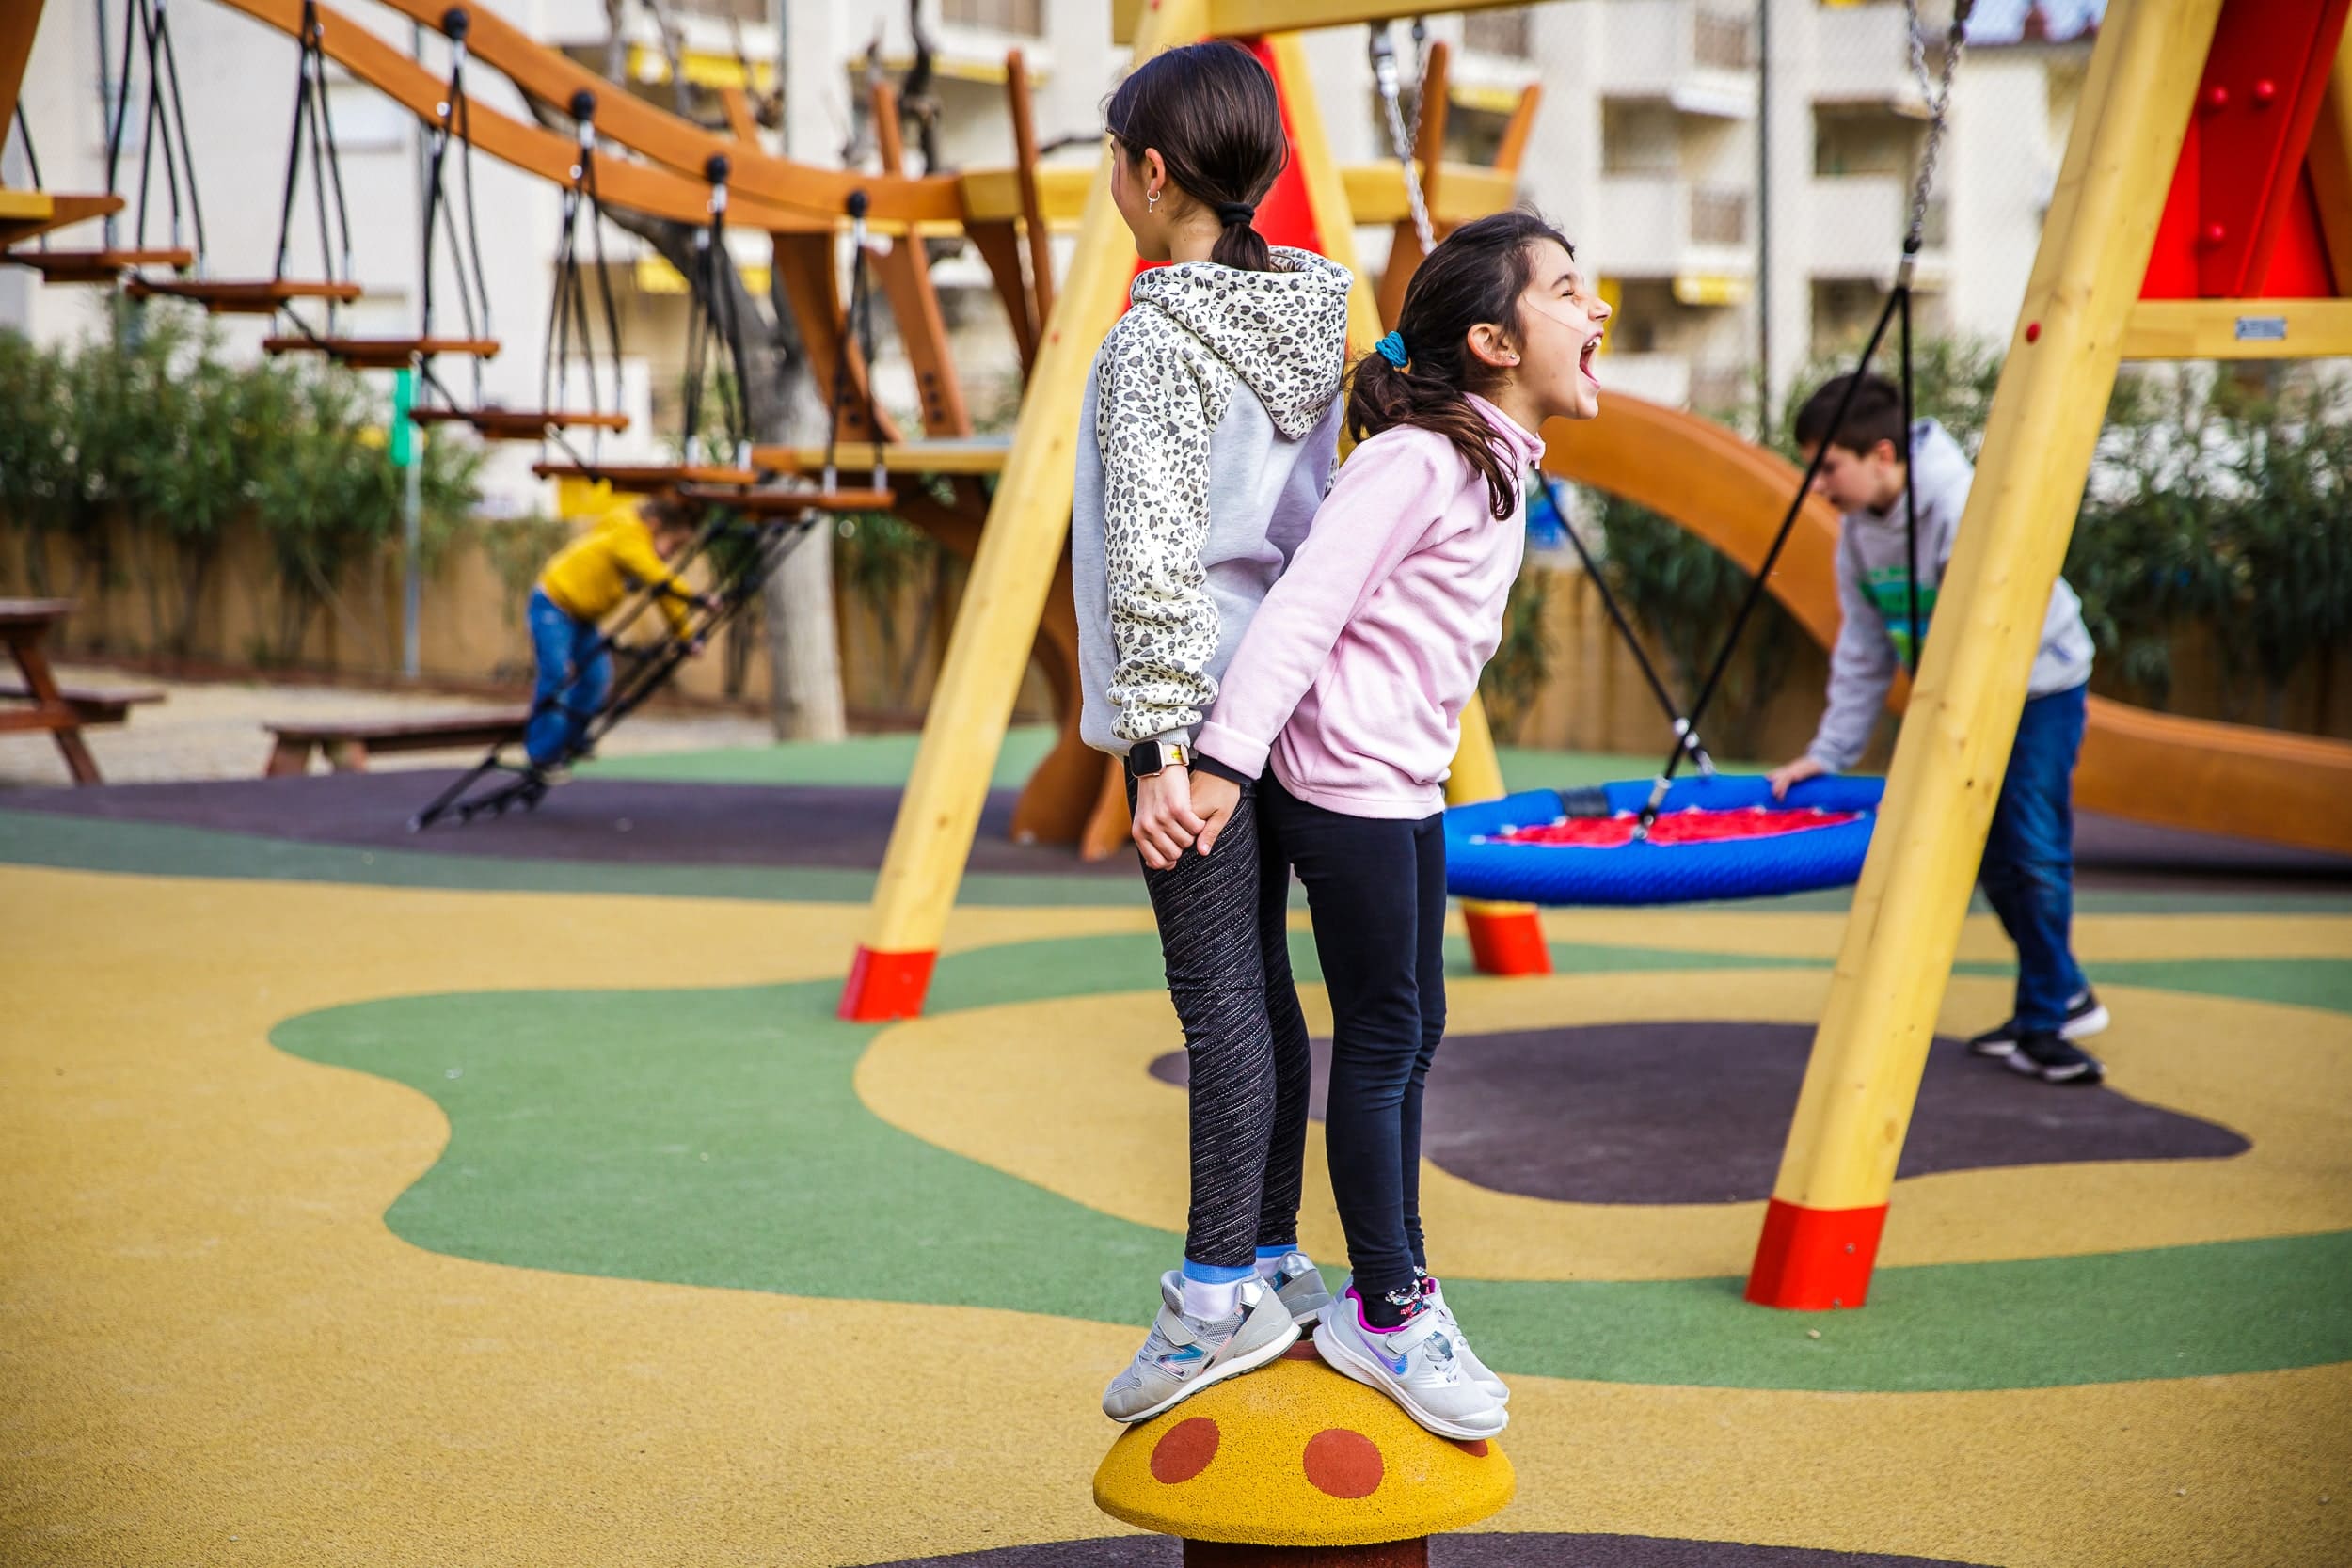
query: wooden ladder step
[
  {"left": 4, "top": 246, "right": 194, "bottom": 284},
  {"left": 261, "top": 335, "right": 501, "bottom": 369},
  {"left": 128, "top": 277, "right": 365, "bottom": 315},
  {"left": 531, "top": 461, "right": 763, "bottom": 495},
  {"left": 410, "top": 406, "right": 631, "bottom": 440}
]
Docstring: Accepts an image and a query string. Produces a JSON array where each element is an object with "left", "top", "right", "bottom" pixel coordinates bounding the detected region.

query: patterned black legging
[{"left": 1133, "top": 778, "right": 1314, "bottom": 1271}]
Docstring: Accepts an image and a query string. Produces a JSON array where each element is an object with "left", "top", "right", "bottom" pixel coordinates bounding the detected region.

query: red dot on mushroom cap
[
  {"left": 1303, "top": 1428, "right": 1383, "bottom": 1499},
  {"left": 1150, "top": 1417, "right": 1220, "bottom": 1485},
  {"left": 1454, "top": 1439, "right": 1491, "bottom": 1458}
]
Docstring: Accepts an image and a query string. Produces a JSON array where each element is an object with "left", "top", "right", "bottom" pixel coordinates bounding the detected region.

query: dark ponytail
[
  {"left": 1346, "top": 210, "right": 1573, "bottom": 519},
  {"left": 1105, "top": 41, "right": 1288, "bottom": 272}
]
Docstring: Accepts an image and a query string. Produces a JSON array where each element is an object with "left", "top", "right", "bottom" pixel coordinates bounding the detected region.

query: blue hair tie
[{"left": 1375, "top": 331, "right": 1408, "bottom": 368}]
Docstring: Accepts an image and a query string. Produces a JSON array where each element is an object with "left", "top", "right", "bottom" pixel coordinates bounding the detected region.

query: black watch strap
[{"left": 1191, "top": 753, "right": 1250, "bottom": 786}]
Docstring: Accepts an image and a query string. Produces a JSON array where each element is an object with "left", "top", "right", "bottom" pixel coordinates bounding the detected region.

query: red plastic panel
[{"left": 2194, "top": 0, "right": 2350, "bottom": 296}]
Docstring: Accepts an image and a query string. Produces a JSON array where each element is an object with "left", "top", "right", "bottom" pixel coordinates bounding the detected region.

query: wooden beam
[
  {"left": 867, "top": 78, "right": 972, "bottom": 438},
  {"left": 359, "top": 0, "right": 970, "bottom": 227},
  {"left": 1341, "top": 162, "right": 1517, "bottom": 227},
  {"left": 209, "top": 0, "right": 827, "bottom": 233},
  {"left": 1007, "top": 51, "right": 1057, "bottom": 334},
  {"left": 1751, "top": 0, "right": 2228, "bottom": 1311},
  {"left": 771, "top": 231, "right": 900, "bottom": 444},
  {"left": 2308, "top": 15, "right": 2352, "bottom": 289},
  {"left": 717, "top": 87, "right": 761, "bottom": 146},
  {"left": 2121, "top": 298, "right": 2352, "bottom": 358},
  {"left": 0, "top": 0, "right": 39, "bottom": 150},
  {"left": 1494, "top": 83, "right": 1543, "bottom": 174},
  {"left": 750, "top": 439, "right": 1010, "bottom": 477}
]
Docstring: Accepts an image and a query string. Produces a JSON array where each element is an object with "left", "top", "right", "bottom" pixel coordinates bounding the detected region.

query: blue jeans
[
  {"left": 1979, "top": 683, "right": 2090, "bottom": 1033},
  {"left": 525, "top": 588, "right": 611, "bottom": 768}
]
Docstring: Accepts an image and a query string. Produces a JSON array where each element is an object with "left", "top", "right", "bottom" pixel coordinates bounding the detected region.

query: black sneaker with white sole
[
  {"left": 2005, "top": 1032, "right": 2104, "bottom": 1084},
  {"left": 1967, "top": 989, "right": 2109, "bottom": 1058}
]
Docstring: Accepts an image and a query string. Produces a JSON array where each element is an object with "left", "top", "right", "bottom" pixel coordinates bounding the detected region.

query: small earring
[{"left": 1147, "top": 190, "right": 1160, "bottom": 212}]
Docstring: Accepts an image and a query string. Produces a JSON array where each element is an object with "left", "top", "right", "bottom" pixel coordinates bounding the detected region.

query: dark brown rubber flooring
[
  {"left": 4, "top": 771, "right": 1130, "bottom": 878},
  {"left": 868, "top": 1536, "right": 1994, "bottom": 1567},
  {"left": 9, "top": 770, "right": 2350, "bottom": 892},
  {"left": 1151, "top": 1022, "right": 2249, "bottom": 1205}
]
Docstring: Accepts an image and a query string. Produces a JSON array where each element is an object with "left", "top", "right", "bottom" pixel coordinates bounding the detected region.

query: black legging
[
  {"left": 1133, "top": 778, "right": 1314, "bottom": 1271},
  {"left": 1261, "top": 774, "right": 1447, "bottom": 1305}
]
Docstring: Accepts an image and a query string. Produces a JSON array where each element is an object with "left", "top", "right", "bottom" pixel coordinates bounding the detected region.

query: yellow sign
[
  {"left": 1674, "top": 273, "right": 1752, "bottom": 307},
  {"left": 635, "top": 255, "right": 773, "bottom": 295}
]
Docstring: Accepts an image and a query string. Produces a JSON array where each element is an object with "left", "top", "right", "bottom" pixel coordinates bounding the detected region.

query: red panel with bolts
[{"left": 2138, "top": 0, "right": 2352, "bottom": 300}]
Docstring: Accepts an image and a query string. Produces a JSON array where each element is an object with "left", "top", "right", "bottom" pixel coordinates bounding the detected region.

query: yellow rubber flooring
[{"left": 4, "top": 863, "right": 2348, "bottom": 1565}]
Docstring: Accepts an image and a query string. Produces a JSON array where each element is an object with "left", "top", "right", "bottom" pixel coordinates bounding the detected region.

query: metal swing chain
[
  {"left": 1367, "top": 23, "right": 1435, "bottom": 254},
  {"left": 1899, "top": 0, "right": 1974, "bottom": 273}
]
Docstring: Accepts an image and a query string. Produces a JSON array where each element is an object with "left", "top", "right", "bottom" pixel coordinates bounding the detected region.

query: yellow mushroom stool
[{"left": 1093, "top": 1344, "right": 1514, "bottom": 1565}]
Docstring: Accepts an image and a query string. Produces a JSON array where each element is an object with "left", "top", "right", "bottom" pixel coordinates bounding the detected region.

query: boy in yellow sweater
[{"left": 526, "top": 497, "right": 707, "bottom": 772}]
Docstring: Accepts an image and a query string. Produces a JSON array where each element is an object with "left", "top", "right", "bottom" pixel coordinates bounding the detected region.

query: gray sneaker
[
  {"left": 1422, "top": 1278, "right": 1508, "bottom": 1404},
  {"left": 1101, "top": 1271, "right": 1298, "bottom": 1424},
  {"left": 1263, "top": 1250, "right": 1335, "bottom": 1325}
]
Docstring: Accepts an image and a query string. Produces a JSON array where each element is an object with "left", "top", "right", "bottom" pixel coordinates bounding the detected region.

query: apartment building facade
[{"left": 5, "top": 0, "right": 2093, "bottom": 515}]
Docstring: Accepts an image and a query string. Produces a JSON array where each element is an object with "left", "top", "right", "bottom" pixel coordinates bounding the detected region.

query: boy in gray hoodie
[{"left": 1767, "top": 372, "right": 2109, "bottom": 1084}]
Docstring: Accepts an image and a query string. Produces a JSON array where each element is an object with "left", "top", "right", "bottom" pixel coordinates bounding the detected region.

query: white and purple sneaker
[
  {"left": 1421, "top": 1276, "right": 1508, "bottom": 1404},
  {"left": 1313, "top": 1285, "right": 1507, "bottom": 1440}
]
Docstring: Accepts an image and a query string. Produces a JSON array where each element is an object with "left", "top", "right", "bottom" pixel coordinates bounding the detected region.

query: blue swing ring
[{"left": 1443, "top": 773, "right": 1887, "bottom": 906}]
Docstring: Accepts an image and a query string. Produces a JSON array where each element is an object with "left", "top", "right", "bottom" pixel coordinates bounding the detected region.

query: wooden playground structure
[{"left": 8, "top": 0, "right": 2352, "bottom": 1330}]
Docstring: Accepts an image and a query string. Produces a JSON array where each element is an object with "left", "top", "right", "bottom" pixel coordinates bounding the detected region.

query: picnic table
[{"left": 0, "top": 599, "right": 162, "bottom": 785}]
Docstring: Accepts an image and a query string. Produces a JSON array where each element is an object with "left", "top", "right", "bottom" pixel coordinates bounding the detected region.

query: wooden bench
[
  {"left": 263, "top": 710, "right": 531, "bottom": 776},
  {"left": 0, "top": 680, "right": 165, "bottom": 725}
]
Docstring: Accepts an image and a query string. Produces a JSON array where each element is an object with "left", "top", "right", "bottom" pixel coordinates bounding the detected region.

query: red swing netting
[{"left": 1484, "top": 805, "right": 1865, "bottom": 850}]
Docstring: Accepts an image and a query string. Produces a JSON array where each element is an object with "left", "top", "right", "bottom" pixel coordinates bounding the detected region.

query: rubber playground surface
[{"left": 5, "top": 727, "right": 2349, "bottom": 1566}]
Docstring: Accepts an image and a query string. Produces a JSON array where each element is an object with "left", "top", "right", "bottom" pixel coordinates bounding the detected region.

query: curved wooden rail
[
  {"left": 210, "top": 0, "right": 831, "bottom": 233},
  {"left": 364, "top": 0, "right": 969, "bottom": 227},
  {"left": 1544, "top": 394, "right": 2352, "bottom": 858}
]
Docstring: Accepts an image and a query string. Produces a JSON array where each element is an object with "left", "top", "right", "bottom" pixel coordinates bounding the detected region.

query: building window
[
  {"left": 1601, "top": 101, "right": 1682, "bottom": 176},
  {"left": 1690, "top": 187, "right": 1748, "bottom": 245},
  {"left": 944, "top": 0, "right": 1042, "bottom": 35},
  {"left": 1813, "top": 103, "right": 1925, "bottom": 177},
  {"left": 1463, "top": 8, "right": 1533, "bottom": 58},
  {"left": 1692, "top": 10, "right": 1754, "bottom": 70}
]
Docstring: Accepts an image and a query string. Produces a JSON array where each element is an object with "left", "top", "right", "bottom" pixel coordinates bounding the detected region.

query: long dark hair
[
  {"left": 1346, "top": 210, "right": 1573, "bottom": 518},
  {"left": 1105, "top": 41, "right": 1289, "bottom": 273}
]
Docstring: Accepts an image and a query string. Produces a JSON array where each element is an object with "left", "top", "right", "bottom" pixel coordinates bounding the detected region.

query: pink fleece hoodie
[{"left": 1195, "top": 394, "right": 1545, "bottom": 818}]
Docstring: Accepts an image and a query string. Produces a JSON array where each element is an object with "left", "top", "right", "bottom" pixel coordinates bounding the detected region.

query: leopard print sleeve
[{"left": 1094, "top": 311, "right": 1233, "bottom": 745}]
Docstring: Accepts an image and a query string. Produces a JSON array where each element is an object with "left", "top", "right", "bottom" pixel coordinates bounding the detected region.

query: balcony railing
[
  {"left": 1690, "top": 186, "right": 1748, "bottom": 245},
  {"left": 1464, "top": 7, "right": 1534, "bottom": 57},
  {"left": 944, "top": 0, "right": 1041, "bottom": 36},
  {"left": 1692, "top": 10, "right": 1754, "bottom": 70}
]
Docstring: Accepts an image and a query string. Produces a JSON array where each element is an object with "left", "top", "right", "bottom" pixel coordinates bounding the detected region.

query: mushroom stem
[{"left": 1183, "top": 1540, "right": 1429, "bottom": 1567}]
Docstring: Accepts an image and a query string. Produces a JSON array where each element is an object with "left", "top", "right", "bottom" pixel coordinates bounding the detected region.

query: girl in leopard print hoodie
[{"left": 1078, "top": 42, "right": 1354, "bottom": 1426}]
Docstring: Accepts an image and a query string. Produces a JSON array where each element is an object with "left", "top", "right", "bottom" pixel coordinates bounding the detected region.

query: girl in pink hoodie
[{"left": 1192, "top": 211, "right": 1611, "bottom": 1439}]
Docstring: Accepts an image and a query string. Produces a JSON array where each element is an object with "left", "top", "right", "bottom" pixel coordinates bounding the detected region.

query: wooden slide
[{"left": 1544, "top": 393, "right": 2352, "bottom": 860}]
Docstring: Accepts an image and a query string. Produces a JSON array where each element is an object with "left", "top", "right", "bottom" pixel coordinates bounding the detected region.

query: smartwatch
[{"left": 1126, "top": 739, "right": 1190, "bottom": 779}]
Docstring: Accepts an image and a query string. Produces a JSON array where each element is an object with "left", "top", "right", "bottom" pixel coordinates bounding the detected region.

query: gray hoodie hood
[{"left": 1124, "top": 246, "right": 1353, "bottom": 439}]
